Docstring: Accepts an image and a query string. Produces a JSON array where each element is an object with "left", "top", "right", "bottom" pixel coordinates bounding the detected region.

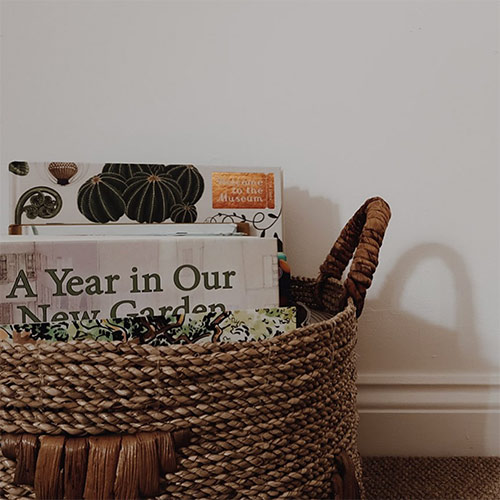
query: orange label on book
[{"left": 212, "top": 172, "right": 275, "bottom": 209}]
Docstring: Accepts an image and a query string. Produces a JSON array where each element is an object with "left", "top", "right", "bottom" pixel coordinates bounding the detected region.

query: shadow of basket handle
[{"left": 316, "top": 197, "right": 391, "bottom": 317}]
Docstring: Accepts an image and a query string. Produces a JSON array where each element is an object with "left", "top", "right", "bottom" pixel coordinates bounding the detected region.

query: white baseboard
[{"left": 356, "top": 374, "right": 500, "bottom": 456}]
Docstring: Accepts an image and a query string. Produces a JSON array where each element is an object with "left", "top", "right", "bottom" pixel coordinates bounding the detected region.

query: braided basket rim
[{"left": 0, "top": 277, "right": 352, "bottom": 357}]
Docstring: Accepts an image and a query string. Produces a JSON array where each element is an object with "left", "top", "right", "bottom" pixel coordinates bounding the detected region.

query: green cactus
[
  {"left": 170, "top": 203, "right": 198, "bottom": 223},
  {"left": 77, "top": 173, "right": 127, "bottom": 223},
  {"left": 102, "top": 163, "right": 137, "bottom": 180},
  {"left": 165, "top": 164, "right": 205, "bottom": 204},
  {"left": 124, "top": 172, "right": 182, "bottom": 223},
  {"left": 139, "top": 164, "right": 167, "bottom": 175},
  {"left": 102, "top": 163, "right": 166, "bottom": 179}
]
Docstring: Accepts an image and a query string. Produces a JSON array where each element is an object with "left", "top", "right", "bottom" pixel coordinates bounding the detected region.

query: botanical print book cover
[
  {"left": 8, "top": 162, "right": 283, "bottom": 240},
  {"left": 1, "top": 307, "right": 296, "bottom": 346},
  {"left": 0, "top": 236, "right": 278, "bottom": 324}
]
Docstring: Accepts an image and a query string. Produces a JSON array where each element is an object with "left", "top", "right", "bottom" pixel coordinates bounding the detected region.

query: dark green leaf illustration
[
  {"left": 77, "top": 173, "right": 127, "bottom": 223},
  {"left": 124, "top": 172, "right": 182, "bottom": 223},
  {"left": 14, "top": 186, "right": 63, "bottom": 224},
  {"left": 165, "top": 164, "right": 205, "bottom": 204},
  {"left": 9, "top": 161, "right": 29, "bottom": 176},
  {"left": 170, "top": 203, "right": 198, "bottom": 223}
]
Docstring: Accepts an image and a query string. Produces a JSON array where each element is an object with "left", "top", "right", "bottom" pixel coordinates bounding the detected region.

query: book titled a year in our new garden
[{"left": 0, "top": 235, "right": 279, "bottom": 325}]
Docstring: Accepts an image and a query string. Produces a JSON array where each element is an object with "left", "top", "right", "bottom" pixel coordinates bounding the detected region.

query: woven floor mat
[{"left": 362, "top": 456, "right": 500, "bottom": 500}]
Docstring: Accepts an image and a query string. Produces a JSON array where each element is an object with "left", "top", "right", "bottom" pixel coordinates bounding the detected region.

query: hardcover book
[
  {"left": 8, "top": 162, "right": 283, "bottom": 240},
  {"left": 0, "top": 235, "right": 278, "bottom": 324},
  {"left": 0, "top": 307, "right": 296, "bottom": 346},
  {"left": 9, "top": 223, "right": 249, "bottom": 237}
]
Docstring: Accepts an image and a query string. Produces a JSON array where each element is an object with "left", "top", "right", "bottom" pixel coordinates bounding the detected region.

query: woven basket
[{"left": 0, "top": 197, "right": 390, "bottom": 500}]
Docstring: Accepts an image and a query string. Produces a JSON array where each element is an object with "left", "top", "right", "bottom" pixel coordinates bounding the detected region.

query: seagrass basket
[{"left": 0, "top": 197, "right": 390, "bottom": 500}]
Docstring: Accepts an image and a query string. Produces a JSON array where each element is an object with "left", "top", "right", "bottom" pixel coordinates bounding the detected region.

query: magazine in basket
[
  {"left": 0, "top": 235, "right": 279, "bottom": 325},
  {"left": 8, "top": 162, "right": 283, "bottom": 240}
]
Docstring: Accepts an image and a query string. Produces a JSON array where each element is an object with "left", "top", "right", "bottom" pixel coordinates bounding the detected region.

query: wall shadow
[
  {"left": 356, "top": 243, "right": 498, "bottom": 455},
  {"left": 357, "top": 242, "right": 494, "bottom": 374}
]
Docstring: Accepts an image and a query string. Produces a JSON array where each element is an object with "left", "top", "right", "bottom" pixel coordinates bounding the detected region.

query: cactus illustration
[
  {"left": 124, "top": 172, "right": 182, "bottom": 223},
  {"left": 103, "top": 163, "right": 166, "bottom": 179},
  {"left": 77, "top": 173, "right": 127, "bottom": 223},
  {"left": 170, "top": 203, "right": 198, "bottom": 223},
  {"left": 165, "top": 164, "right": 205, "bottom": 204}
]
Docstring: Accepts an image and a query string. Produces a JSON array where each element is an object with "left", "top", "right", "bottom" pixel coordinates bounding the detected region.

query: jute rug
[{"left": 362, "top": 456, "right": 500, "bottom": 500}]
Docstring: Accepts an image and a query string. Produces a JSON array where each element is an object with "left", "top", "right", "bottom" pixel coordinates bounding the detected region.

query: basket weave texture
[{"left": 0, "top": 197, "right": 391, "bottom": 500}]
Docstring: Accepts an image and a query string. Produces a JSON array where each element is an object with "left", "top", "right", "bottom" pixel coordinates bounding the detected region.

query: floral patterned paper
[{"left": 0, "top": 307, "right": 296, "bottom": 346}]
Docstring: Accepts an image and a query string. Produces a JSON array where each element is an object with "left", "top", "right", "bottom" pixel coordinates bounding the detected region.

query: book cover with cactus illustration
[
  {"left": 0, "top": 235, "right": 278, "bottom": 325},
  {"left": 0, "top": 307, "right": 296, "bottom": 346},
  {"left": 8, "top": 162, "right": 283, "bottom": 241}
]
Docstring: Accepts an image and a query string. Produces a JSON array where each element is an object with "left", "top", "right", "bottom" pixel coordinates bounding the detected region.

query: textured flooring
[{"left": 362, "top": 456, "right": 500, "bottom": 500}]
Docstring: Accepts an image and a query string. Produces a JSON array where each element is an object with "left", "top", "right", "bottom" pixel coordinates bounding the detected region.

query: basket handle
[{"left": 316, "top": 197, "right": 391, "bottom": 317}]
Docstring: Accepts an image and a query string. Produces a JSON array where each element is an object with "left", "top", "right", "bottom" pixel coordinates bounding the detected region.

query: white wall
[{"left": 1, "top": 1, "right": 498, "bottom": 455}]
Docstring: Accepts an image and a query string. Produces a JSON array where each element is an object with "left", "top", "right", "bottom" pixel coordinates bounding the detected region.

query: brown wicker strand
[
  {"left": 84, "top": 435, "right": 122, "bottom": 499},
  {"left": 33, "top": 435, "right": 65, "bottom": 499},
  {"left": 14, "top": 434, "right": 38, "bottom": 487},
  {"left": 114, "top": 435, "right": 139, "bottom": 500},
  {"left": 64, "top": 437, "right": 89, "bottom": 499},
  {"left": 136, "top": 432, "right": 161, "bottom": 497},
  {"left": 0, "top": 434, "right": 21, "bottom": 461}
]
